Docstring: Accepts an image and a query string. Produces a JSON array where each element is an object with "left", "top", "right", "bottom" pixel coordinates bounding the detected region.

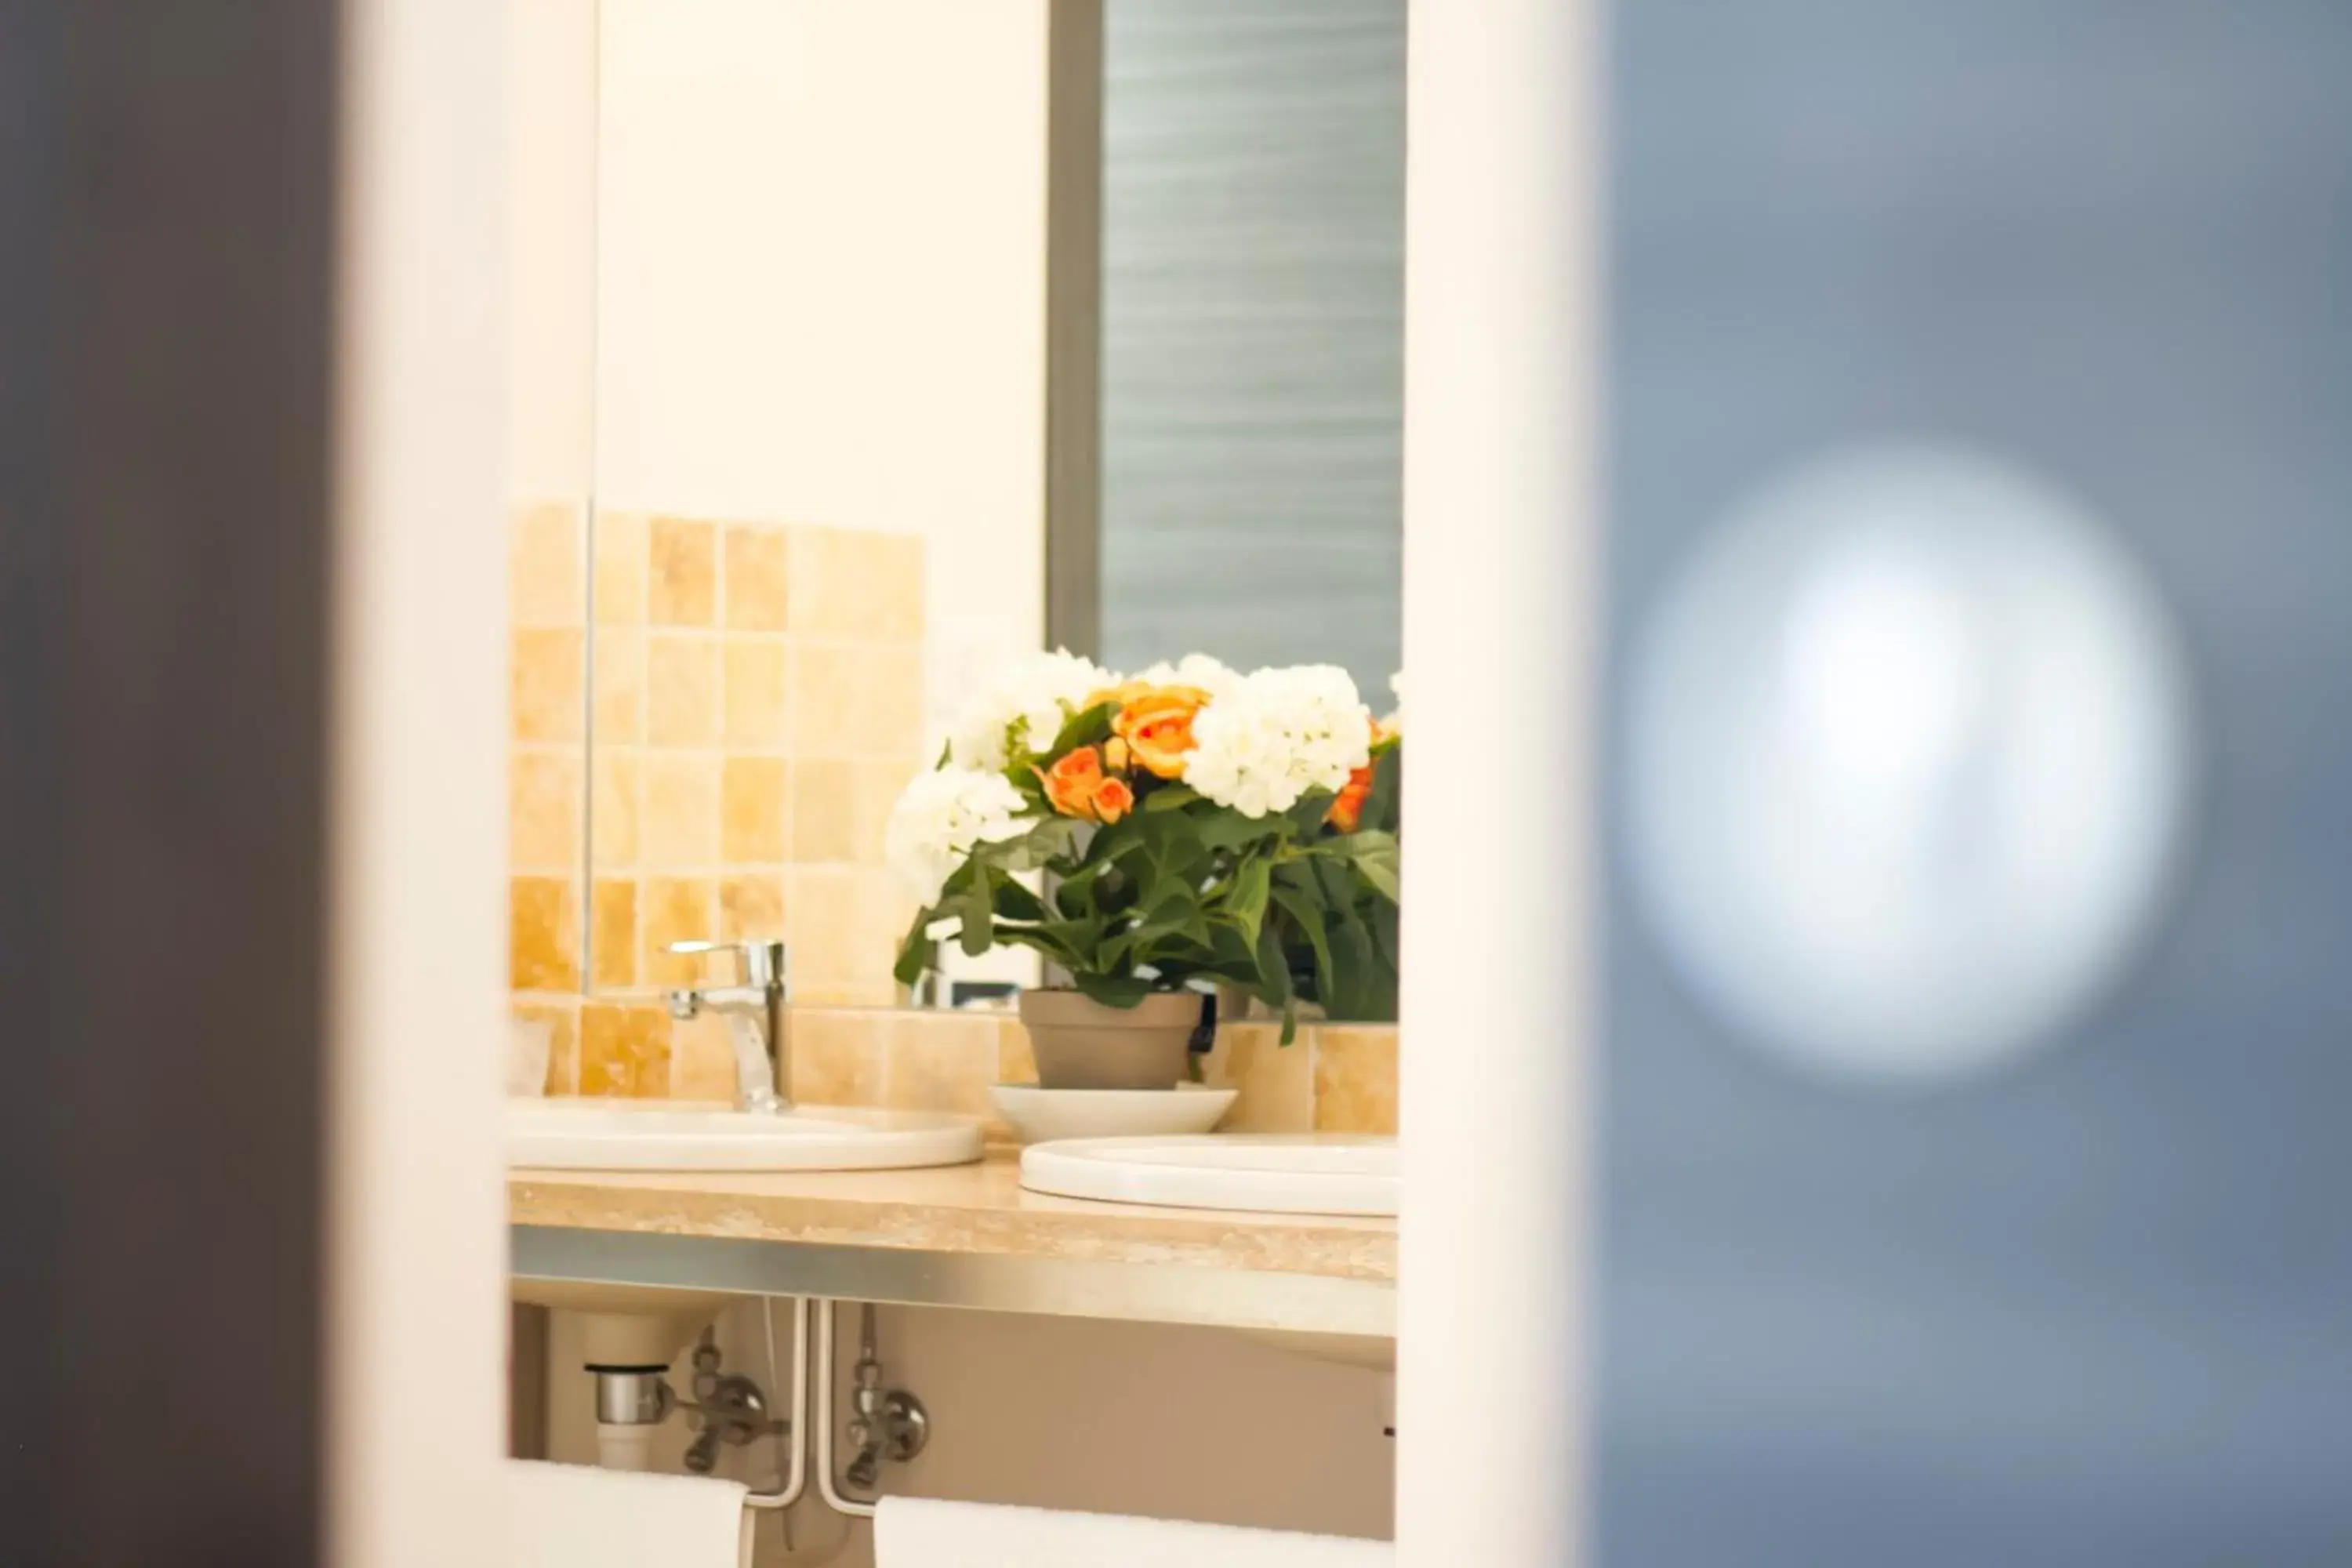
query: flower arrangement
[{"left": 887, "top": 652, "right": 1401, "bottom": 1038}]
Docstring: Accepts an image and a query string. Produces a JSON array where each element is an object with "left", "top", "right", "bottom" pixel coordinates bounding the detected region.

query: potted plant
[{"left": 885, "top": 652, "right": 1401, "bottom": 1089}]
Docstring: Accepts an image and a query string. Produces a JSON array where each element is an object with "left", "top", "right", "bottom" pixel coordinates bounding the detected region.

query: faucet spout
[{"left": 664, "top": 940, "right": 791, "bottom": 1112}]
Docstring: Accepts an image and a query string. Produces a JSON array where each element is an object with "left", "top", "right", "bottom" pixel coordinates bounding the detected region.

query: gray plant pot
[{"left": 1018, "top": 989, "right": 1203, "bottom": 1090}]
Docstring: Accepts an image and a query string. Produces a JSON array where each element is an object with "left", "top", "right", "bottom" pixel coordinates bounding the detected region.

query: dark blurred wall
[{"left": 1602, "top": 2, "right": 2352, "bottom": 1563}]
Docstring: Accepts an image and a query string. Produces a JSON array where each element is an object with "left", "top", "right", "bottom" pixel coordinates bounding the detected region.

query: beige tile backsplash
[
  {"left": 512, "top": 503, "right": 930, "bottom": 1095},
  {"left": 506, "top": 499, "right": 1401, "bottom": 1133}
]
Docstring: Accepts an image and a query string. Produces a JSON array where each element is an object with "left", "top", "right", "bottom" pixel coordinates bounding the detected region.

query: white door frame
[{"left": 1396, "top": 1, "right": 1602, "bottom": 1561}]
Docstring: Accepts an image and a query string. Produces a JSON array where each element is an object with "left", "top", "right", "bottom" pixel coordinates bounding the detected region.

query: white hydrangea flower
[
  {"left": 884, "top": 765, "right": 1033, "bottom": 903},
  {"left": 1384, "top": 669, "right": 1405, "bottom": 731},
  {"left": 1182, "top": 664, "right": 1373, "bottom": 818},
  {"left": 1133, "top": 652, "right": 1242, "bottom": 700},
  {"left": 945, "top": 648, "right": 1117, "bottom": 772}
]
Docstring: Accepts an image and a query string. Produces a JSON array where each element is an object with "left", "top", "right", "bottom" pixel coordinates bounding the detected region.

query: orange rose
[
  {"left": 1092, "top": 775, "right": 1135, "bottom": 823},
  {"left": 1040, "top": 746, "right": 1108, "bottom": 820},
  {"left": 1110, "top": 684, "right": 1210, "bottom": 780},
  {"left": 1326, "top": 717, "right": 1386, "bottom": 832},
  {"left": 1081, "top": 679, "right": 1149, "bottom": 711},
  {"left": 1327, "top": 768, "right": 1374, "bottom": 832},
  {"left": 1038, "top": 746, "right": 1134, "bottom": 823}
]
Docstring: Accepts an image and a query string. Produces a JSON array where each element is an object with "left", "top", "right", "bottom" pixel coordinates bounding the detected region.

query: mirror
[
  {"left": 506, "top": 0, "right": 1408, "bottom": 1046},
  {"left": 1624, "top": 443, "right": 2196, "bottom": 1084}
]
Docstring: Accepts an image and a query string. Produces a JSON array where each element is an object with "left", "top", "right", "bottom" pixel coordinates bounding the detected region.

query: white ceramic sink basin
[
  {"left": 509, "top": 1100, "right": 984, "bottom": 1172},
  {"left": 1019, "top": 1134, "right": 1397, "bottom": 1216}
]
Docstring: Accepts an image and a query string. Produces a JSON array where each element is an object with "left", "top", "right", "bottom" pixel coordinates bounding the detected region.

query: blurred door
[{"left": 1603, "top": 4, "right": 2352, "bottom": 1563}]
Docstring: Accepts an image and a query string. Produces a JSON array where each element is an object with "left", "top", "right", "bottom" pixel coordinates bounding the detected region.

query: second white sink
[
  {"left": 1019, "top": 1134, "right": 1398, "bottom": 1216},
  {"left": 510, "top": 1100, "right": 984, "bottom": 1172}
]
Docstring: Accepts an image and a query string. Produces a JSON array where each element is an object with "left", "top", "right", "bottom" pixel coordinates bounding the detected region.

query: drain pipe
[{"left": 590, "top": 1367, "right": 673, "bottom": 1472}]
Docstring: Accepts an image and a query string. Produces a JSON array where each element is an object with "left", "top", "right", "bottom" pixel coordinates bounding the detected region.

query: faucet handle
[{"left": 666, "top": 938, "right": 786, "bottom": 989}]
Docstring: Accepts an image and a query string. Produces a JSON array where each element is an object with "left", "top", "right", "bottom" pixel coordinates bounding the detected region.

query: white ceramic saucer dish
[{"left": 987, "top": 1083, "right": 1237, "bottom": 1145}]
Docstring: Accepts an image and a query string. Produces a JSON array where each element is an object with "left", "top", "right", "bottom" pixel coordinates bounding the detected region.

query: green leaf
[
  {"left": 892, "top": 903, "right": 938, "bottom": 986},
  {"left": 1269, "top": 884, "right": 1335, "bottom": 1008},
  {"left": 1142, "top": 784, "right": 1200, "bottom": 813},
  {"left": 1283, "top": 792, "right": 1335, "bottom": 840},
  {"left": 1225, "top": 855, "right": 1272, "bottom": 947},
  {"left": 1363, "top": 746, "right": 1402, "bottom": 834},
  {"left": 1073, "top": 971, "right": 1153, "bottom": 1008},
  {"left": 986, "top": 921, "right": 1076, "bottom": 968},
  {"left": 1043, "top": 699, "right": 1116, "bottom": 758},
  {"left": 1252, "top": 921, "right": 1294, "bottom": 1014},
  {"left": 956, "top": 866, "right": 995, "bottom": 957},
  {"left": 1327, "top": 831, "right": 1401, "bottom": 902},
  {"left": 993, "top": 877, "right": 1046, "bottom": 921},
  {"left": 1196, "top": 811, "right": 1280, "bottom": 851},
  {"left": 1326, "top": 905, "right": 1378, "bottom": 1020},
  {"left": 996, "top": 815, "right": 1087, "bottom": 873}
]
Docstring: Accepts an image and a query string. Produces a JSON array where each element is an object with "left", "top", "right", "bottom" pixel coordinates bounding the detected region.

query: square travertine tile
[
  {"left": 1312, "top": 1025, "right": 1399, "bottom": 1135},
  {"left": 668, "top": 1011, "right": 738, "bottom": 1102},
  {"left": 592, "top": 627, "right": 645, "bottom": 743},
  {"left": 787, "top": 1008, "right": 887, "bottom": 1106},
  {"left": 641, "top": 876, "right": 717, "bottom": 989},
  {"left": 783, "top": 866, "right": 861, "bottom": 985},
  {"left": 720, "top": 756, "right": 789, "bottom": 862},
  {"left": 857, "top": 872, "right": 919, "bottom": 994},
  {"left": 579, "top": 1002, "right": 670, "bottom": 1098},
  {"left": 882, "top": 1011, "right": 999, "bottom": 1117},
  {"left": 649, "top": 517, "right": 716, "bottom": 626},
  {"left": 721, "top": 637, "right": 789, "bottom": 749},
  {"left": 513, "top": 997, "right": 580, "bottom": 1097},
  {"left": 646, "top": 633, "right": 718, "bottom": 747},
  {"left": 788, "top": 757, "right": 857, "bottom": 862},
  {"left": 510, "top": 628, "right": 584, "bottom": 742},
  {"left": 509, "top": 749, "right": 580, "bottom": 873},
  {"left": 510, "top": 877, "right": 579, "bottom": 992},
  {"left": 590, "top": 878, "right": 637, "bottom": 991},
  {"left": 792, "top": 753, "right": 913, "bottom": 866},
  {"left": 786, "top": 869, "right": 909, "bottom": 1007},
  {"left": 723, "top": 524, "right": 792, "bottom": 632},
  {"left": 852, "top": 757, "right": 923, "bottom": 864},
  {"left": 591, "top": 750, "right": 640, "bottom": 868},
  {"left": 718, "top": 873, "right": 787, "bottom": 943},
  {"left": 1200, "top": 1022, "right": 1314, "bottom": 1133},
  {"left": 639, "top": 753, "right": 720, "bottom": 866},
  {"left": 789, "top": 526, "right": 924, "bottom": 641},
  {"left": 594, "top": 509, "right": 648, "bottom": 625},
  {"left": 789, "top": 642, "right": 924, "bottom": 756},
  {"left": 510, "top": 500, "right": 583, "bottom": 628},
  {"left": 995, "top": 1016, "right": 1037, "bottom": 1086}
]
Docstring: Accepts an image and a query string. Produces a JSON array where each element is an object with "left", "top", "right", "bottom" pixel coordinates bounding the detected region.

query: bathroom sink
[
  {"left": 1019, "top": 1134, "right": 1398, "bottom": 1216},
  {"left": 508, "top": 1100, "right": 985, "bottom": 1172}
]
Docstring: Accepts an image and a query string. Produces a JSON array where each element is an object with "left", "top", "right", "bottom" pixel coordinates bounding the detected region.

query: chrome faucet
[{"left": 665, "top": 939, "right": 789, "bottom": 1113}]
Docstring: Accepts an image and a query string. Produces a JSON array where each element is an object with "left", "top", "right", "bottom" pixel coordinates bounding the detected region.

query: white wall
[
  {"left": 508, "top": 0, "right": 600, "bottom": 504},
  {"left": 595, "top": 0, "right": 1051, "bottom": 736}
]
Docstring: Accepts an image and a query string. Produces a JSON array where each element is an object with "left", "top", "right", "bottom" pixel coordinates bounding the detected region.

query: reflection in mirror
[
  {"left": 506, "top": 0, "right": 601, "bottom": 1094},
  {"left": 1625, "top": 444, "right": 2196, "bottom": 1084},
  {"left": 1091, "top": 0, "right": 1404, "bottom": 692},
  {"left": 577, "top": 0, "right": 1055, "bottom": 1052},
  {"left": 506, "top": 0, "right": 1414, "bottom": 1076}
]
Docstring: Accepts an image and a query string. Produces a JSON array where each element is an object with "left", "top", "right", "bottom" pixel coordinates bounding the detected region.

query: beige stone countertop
[{"left": 509, "top": 1151, "right": 1396, "bottom": 1285}]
